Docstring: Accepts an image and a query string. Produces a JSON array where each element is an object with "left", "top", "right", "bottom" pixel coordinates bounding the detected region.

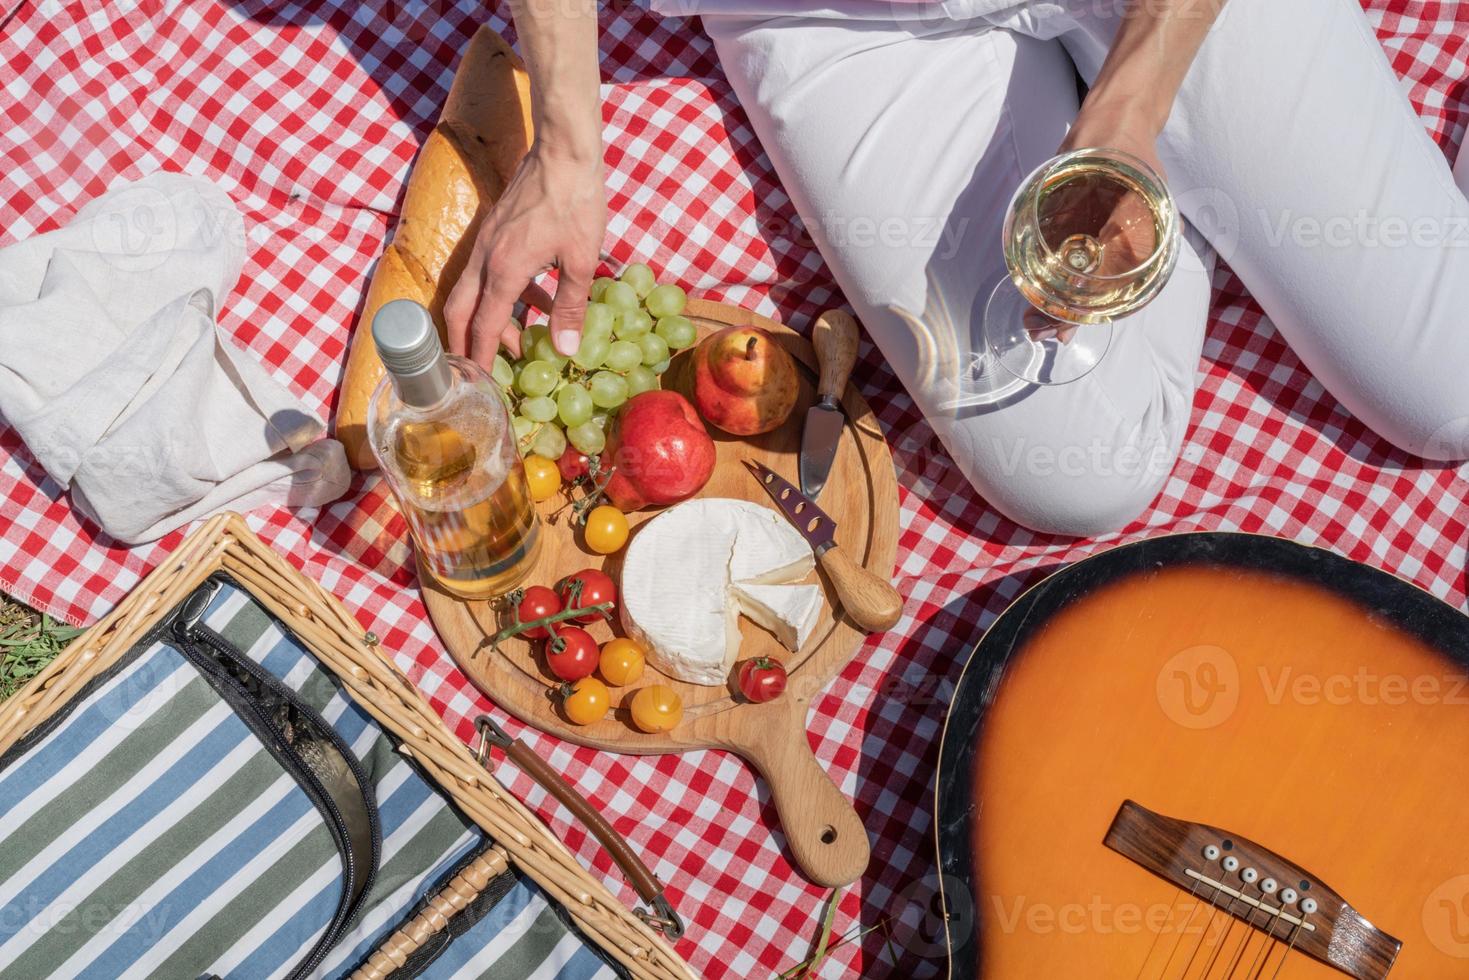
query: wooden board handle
[
  {"left": 819, "top": 545, "right": 903, "bottom": 633},
  {"left": 813, "top": 310, "right": 860, "bottom": 401},
  {"left": 740, "top": 706, "right": 870, "bottom": 887}
]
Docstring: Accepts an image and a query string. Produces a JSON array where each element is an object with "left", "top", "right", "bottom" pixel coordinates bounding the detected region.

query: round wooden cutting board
[{"left": 424, "top": 298, "right": 900, "bottom": 887}]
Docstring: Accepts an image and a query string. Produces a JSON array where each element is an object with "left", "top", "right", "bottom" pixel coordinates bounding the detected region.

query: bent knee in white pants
[
  {"left": 705, "top": 16, "right": 1212, "bottom": 534},
  {"left": 933, "top": 241, "right": 1212, "bottom": 537},
  {"left": 709, "top": 0, "right": 1469, "bottom": 540}
]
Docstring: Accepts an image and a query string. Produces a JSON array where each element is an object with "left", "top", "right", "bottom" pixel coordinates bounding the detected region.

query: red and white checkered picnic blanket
[{"left": 3, "top": 0, "right": 1467, "bottom": 975}]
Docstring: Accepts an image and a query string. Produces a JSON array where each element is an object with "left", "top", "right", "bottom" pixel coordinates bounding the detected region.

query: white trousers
[{"left": 702, "top": 0, "right": 1469, "bottom": 535}]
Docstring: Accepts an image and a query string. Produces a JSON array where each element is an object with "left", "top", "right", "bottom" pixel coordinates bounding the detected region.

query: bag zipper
[{"left": 171, "top": 580, "right": 381, "bottom": 979}]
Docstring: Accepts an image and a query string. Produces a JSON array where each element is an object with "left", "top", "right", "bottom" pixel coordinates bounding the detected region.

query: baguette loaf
[{"left": 336, "top": 26, "right": 535, "bottom": 470}]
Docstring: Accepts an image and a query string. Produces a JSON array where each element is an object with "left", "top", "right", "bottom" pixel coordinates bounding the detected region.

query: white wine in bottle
[{"left": 367, "top": 300, "right": 540, "bottom": 598}]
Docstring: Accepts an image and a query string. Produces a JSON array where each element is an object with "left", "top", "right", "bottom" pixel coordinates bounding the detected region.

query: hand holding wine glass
[
  {"left": 1017, "top": 165, "right": 1160, "bottom": 345},
  {"left": 1055, "top": 103, "right": 1170, "bottom": 277},
  {"left": 981, "top": 144, "right": 1180, "bottom": 388}
]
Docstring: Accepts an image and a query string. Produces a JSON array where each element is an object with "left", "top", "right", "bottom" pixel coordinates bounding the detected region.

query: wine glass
[{"left": 982, "top": 147, "right": 1181, "bottom": 387}]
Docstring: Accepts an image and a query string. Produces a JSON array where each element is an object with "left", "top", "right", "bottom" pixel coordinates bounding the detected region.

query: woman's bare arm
[
  {"left": 1063, "top": 0, "right": 1228, "bottom": 171},
  {"left": 445, "top": 0, "right": 607, "bottom": 366}
]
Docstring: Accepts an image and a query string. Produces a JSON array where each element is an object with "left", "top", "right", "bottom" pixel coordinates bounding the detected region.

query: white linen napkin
[{"left": 0, "top": 172, "right": 350, "bottom": 543}]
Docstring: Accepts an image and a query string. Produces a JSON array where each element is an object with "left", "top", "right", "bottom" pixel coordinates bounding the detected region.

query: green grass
[{"left": 0, "top": 594, "right": 81, "bottom": 701}]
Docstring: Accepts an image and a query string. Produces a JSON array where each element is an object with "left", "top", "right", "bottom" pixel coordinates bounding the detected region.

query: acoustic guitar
[{"left": 934, "top": 533, "right": 1469, "bottom": 978}]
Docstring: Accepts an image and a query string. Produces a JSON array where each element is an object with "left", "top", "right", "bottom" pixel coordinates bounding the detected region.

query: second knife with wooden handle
[
  {"left": 799, "top": 310, "right": 860, "bottom": 500},
  {"left": 744, "top": 459, "right": 902, "bottom": 633}
]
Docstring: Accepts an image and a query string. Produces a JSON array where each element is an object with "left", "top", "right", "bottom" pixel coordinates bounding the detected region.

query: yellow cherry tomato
[
  {"left": 598, "top": 638, "right": 646, "bottom": 687},
  {"left": 583, "top": 505, "right": 630, "bottom": 555},
  {"left": 560, "top": 677, "right": 610, "bottom": 726},
  {"left": 523, "top": 456, "right": 561, "bottom": 502},
  {"left": 629, "top": 684, "right": 682, "bottom": 734}
]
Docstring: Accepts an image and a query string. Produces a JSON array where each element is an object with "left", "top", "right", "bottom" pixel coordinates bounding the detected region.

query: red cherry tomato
[
  {"left": 546, "top": 626, "right": 599, "bottom": 681},
  {"left": 737, "top": 657, "right": 787, "bottom": 703},
  {"left": 556, "top": 569, "right": 617, "bottom": 624},
  {"left": 516, "top": 586, "right": 563, "bottom": 640},
  {"left": 558, "top": 447, "right": 591, "bottom": 482}
]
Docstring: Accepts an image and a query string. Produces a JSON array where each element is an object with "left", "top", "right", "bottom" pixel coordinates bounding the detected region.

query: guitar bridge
[{"left": 1104, "top": 801, "right": 1401, "bottom": 980}]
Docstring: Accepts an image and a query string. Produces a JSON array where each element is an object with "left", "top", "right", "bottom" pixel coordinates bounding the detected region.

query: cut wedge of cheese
[
  {"left": 620, "top": 498, "right": 823, "bottom": 686},
  {"left": 728, "top": 507, "right": 815, "bottom": 585},
  {"left": 731, "top": 582, "right": 823, "bottom": 654}
]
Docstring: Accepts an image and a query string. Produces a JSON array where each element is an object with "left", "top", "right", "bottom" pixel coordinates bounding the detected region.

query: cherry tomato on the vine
[
  {"left": 583, "top": 506, "right": 629, "bottom": 555},
  {"left": 557, "top": 447, "right": 590, "bottom": 482},
  {"left": 598, "top": 638, "right": 645, "bottom": 687},
  {"left": 516, "top": 585, "right": 563, "bottom": 640},
  {"left": 556, "top": 569, "right": 617, "bottom": 623},
  {"left": 737, "top": 657, "right": 787, "bottom": 703},
  {"left": 560, "top": 677, "right": 610, "bottom": 726},
  {"left": 546, "top": 625, "right": 599, "bottom": 682},
  {"left": 629, "top": 684, "right": 683, "bottom": 734},
  {"left": 522, "top": 456, "right": 561, "bottom": 502}
]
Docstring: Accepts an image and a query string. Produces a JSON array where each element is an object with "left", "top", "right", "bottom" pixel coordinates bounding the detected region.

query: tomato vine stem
[{"left": 490, "top": 600, "right": 613, "bottom": 652}]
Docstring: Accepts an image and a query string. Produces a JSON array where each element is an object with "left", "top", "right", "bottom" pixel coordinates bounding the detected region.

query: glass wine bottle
[{"left": 367, "top": 299, "right": 540, "bottom": 599}]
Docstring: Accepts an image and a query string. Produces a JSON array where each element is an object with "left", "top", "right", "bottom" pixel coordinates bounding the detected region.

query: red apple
[
  {"left": 602, "top": 391, "right": 715, "bottom": 510},
  {"left": 691, "top": 326, "right": 800, "bottom": 435}
]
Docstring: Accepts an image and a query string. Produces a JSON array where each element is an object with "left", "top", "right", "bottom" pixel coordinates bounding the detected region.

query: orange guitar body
[{"left": 935, "top": 534, "right": 1469, "bottom": 979}]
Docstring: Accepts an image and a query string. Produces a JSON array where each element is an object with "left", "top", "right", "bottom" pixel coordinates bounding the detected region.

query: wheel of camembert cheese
[{"left": 620, "top": 498, "right": 825, "bottom": 686}]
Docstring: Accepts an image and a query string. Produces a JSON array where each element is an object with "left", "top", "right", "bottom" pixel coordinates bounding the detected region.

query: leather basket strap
[{"left": 476, "top": 716, "right": 685, "bottom": 941}]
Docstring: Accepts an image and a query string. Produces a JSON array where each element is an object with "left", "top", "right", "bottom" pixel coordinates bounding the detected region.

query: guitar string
[
  {"left": 1195, "top": 883, "right": 1244, "bottom": 980},
  {"left": 1265, "top": 910, "right": 1307, "bottom": 980},
  {"left": 1240, "top": 901, "right": 1284, "bottom": 980},
  {"left": 1220, "top": 892, "right": 1264, "bottom": 980},
  {"left": 1151, "top": 875, "right": 1207, "bottom": 980},
  {"left": 1219, "top": 881, "right": 1268, "bottom": 979},
  {"left": 1175, "top": 879, "right": 1227, "bottom": 980},
  {"left": 1133, "top": 883, "right": 1190, "bottom": 980},
  {"left": 1247, "top": 912, "right": 1293, "bottom": 980},
  {"left": 1244, "top": 934, "right": 1279, "bottom": 980},
  {"left": 1216, "top": 923, "right": 1257, "bottom": 980}
]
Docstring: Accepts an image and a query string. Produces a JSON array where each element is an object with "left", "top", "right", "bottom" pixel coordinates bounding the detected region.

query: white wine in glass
[{"left": 983, "top": 147, "right": 1181, "bottom": 387}]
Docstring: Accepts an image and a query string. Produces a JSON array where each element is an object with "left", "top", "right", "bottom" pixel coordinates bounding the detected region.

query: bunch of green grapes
[{"left": 494, "top": 264, "right": 697, "bottom": 460}]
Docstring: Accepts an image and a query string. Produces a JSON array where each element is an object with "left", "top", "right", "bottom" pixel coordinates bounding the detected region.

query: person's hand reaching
[{"left": 444, "top": 145, "right": 607, "bottom": 366}]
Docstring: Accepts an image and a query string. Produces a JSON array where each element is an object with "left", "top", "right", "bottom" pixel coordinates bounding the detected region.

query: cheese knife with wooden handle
[
  {"left": 799, "top": 310, "right": 860, "bottom": 500},
  {"left": 745, "top": 460, "right": 903, "bottom": 633}
]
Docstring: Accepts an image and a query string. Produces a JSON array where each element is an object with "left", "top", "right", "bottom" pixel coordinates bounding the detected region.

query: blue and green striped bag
[{"left": 0, "top": 575, "right": 622, "bottom": 980}]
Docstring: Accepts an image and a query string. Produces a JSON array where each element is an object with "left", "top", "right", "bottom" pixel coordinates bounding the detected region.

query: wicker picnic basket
[{"left": 0, "top": 512, "right": 695, "bottom": 980}]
